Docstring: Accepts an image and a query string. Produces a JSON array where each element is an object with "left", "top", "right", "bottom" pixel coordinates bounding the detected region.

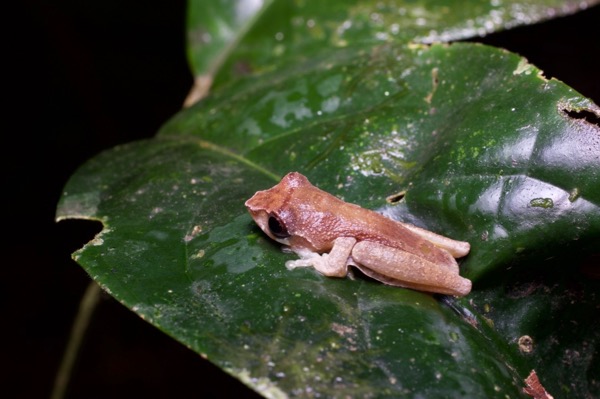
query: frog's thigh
[
  {"left": 287, "top": 237, "right": 356, "bottom": 278},
  {"left": 400, "top": 222, "right": 470, "bottom": 258},
  {"left": 352, "top": 241, "right": 471, "bottom": 296}
]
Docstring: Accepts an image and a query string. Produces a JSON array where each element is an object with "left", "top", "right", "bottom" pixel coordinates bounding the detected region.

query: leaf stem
[{"left": 51, "top": 281, "right": 102, "bottom": 399}]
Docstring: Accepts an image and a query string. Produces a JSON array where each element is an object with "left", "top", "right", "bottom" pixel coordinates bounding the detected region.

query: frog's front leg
[
  {"left": 351, "top": 241, "right": 472, "bottom": 297},
  {"left": 286, "top": 237, "right": 357, "bottom": 278}
]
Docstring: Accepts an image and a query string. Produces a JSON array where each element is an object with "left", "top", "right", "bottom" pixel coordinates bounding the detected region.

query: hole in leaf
[
  {"left": 386, "top": 191, "right": 406, "bottom": 204},
  {"left": 562, "top": 108, "right": 600, "bottom": 128},
  {"left": 56, "top": 219, "right": 104, "bottom": 252}
]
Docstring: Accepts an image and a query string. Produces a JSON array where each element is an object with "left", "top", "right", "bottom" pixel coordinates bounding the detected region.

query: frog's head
[{"left": 245, "top": 172, "right": 313, "bottom": 247}]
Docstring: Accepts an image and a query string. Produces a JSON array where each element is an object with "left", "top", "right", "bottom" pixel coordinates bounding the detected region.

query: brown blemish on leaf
[
  {"left": 506, "top": 280, "right": 543, "bottom": 299},
  {"left": 424, "top": 67, "right": 439, "bottom": 104},
  {"left": 522, "top": 370, "right": 554, "bottom": 399},
  {"left": 331, "top": 322, "right": 358, "bottom": 351},
  {"left": 184, "top": 224, "right": 204, "bottom": 242},
  {"left": 518, "top": 335, "right": 534, "bottom": 354}
]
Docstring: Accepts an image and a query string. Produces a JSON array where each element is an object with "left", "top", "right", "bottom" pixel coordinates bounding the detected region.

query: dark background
[{"left": 7, "top": 2, "right": 599, "bottom": 398}]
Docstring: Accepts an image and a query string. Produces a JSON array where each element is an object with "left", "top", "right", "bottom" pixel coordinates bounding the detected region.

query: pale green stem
[{"left": 51, "top": 282, "right": 102, "bottom": 399}]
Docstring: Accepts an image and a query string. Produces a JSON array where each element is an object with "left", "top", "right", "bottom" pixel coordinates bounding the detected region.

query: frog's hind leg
[
  {"left": 399, "top": 222, "right": 470, "bottom": 258},
  {"left": 351, "top": 241, "right": 471, "bottom": 297}
]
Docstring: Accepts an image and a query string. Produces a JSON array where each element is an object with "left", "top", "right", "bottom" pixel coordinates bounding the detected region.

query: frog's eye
[{"left": 268, "top": 215, "right": 290, "bottom": 239}]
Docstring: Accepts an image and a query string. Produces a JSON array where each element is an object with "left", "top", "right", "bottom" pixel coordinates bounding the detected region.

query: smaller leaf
[{"left": 186, "top": 0, "right": 269, "bottom": 77}]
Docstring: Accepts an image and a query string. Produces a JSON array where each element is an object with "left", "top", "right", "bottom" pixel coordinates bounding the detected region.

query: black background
[{"left": 7, "top": 2, "right": 599, "bottom": 398}]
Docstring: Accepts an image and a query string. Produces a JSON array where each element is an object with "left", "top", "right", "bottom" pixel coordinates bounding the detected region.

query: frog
[{"left": 245, "top": 172, "right": 472, "bottom": 296}]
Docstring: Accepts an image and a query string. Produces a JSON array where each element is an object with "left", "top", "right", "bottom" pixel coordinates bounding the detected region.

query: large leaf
[{"left": 57, "top": 2, "right": 600, "bottom": 398}]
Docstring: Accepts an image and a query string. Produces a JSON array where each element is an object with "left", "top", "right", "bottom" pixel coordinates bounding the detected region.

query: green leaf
[
  {"left": 189, "top": 0, "right": 598, "bottom": 87},
  {"left": 58, "top": 2, "right": 600, "bottom": 398},
  {"left": 186, "top": 0, "right": 270, "bottom": 77}
]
